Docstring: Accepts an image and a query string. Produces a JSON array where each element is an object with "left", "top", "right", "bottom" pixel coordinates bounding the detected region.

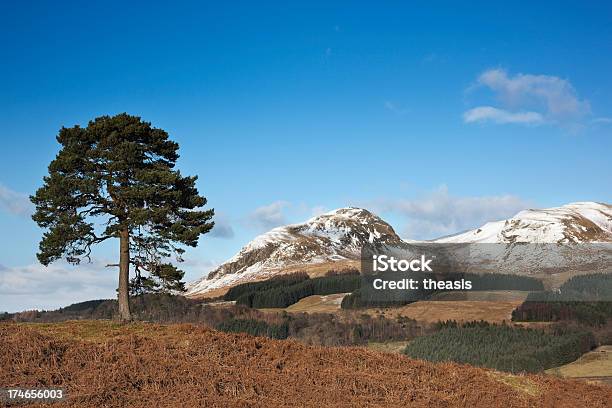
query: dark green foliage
[
  {"left": 324, "top": 268, "right": 360, "bottom": 277},
  {"left": 562, "top": 273, "right": 612, "bottom": 299},
  {"left": 235, "top": 273, "right": 360, "bottom": 308},
  {"left": 223, "top": 272, "right": 309, "bottom": 301},
  {"left": 6, "top": 294, "right": 215, "bottom": 323},
  {"left": 216, "top": 318, "right": 289, "bottom": 339},
  {"left": 130, "top": 264, "right": 187, "bottom": 295},
  {"left": 433, "top": 320, "right": 492, "bottom": 330},
  {"left": 467, "top": 273, "right": 543, "bottom": 291},
  {"left": 60, "top": 299, "right": 112, "bottom": 313},
  {"left": 30, "top": 113, "right": 214, "bottom": 294},
  {"left": 513, "top": 301, "right": 612, "bottom": 326},
  {"left": 341, "top": 272, "right": 543, "bottom": 309},
  {"left": 340, "top": 289, "right": 361, "bottom": 309},
  {"left": 403, "top": 321, "right": 595, "bottom": 373},
  {"left": 129, "top": 275, "right": 161, "bottom": 296},
  {"left": 512, "top": 273, "right": 612, "bottom": 326}
]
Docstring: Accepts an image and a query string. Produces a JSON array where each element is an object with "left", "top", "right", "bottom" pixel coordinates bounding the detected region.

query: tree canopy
[{"left": 31, "top": 113, "right": 214, "bottom": 319}]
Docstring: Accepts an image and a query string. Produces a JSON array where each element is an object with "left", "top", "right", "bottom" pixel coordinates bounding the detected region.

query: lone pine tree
[{"left": 31, "top": 113, "right": 214, "bottom": 320}]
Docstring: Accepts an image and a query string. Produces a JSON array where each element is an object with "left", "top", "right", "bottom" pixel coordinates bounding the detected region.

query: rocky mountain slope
[
  {"left": 187, "top": 202, "right": 612, "bottom": 297},
  {"left": 433, "top": 202, "right": 612, "bottom": 281},
  {"left": 187, "top": 208, "right": 402, "bottom": 296},
  {"left": 435, "top": 202, "right": 612, "bottom": 244}
]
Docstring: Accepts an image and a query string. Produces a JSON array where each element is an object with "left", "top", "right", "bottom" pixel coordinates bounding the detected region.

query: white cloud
[
  {"left": 244, "top": 194, "right": 527, "bottom": 240},
  {"left": 246, "top": 201, "right": 290, "bottom": 231},
  {"left": 0, "top": 256, "right": 223, "bottom": 312},
  {"left": 465, "top": 69, "right": 591, "bottom": 127},
  {"left": 209, "top": 212, "right": 234, "bottom": 239},
  {"left": 0, "top": 260, "right": 117, "bottom": 312},
  {"left": 0, "top": 183, "right": 33, "bottom": 217},
  {"left": 181, "top": 257, "right": 220, "bottom": 282},
  {"left": 463, "top": 106, "right": 544, "bottom": 124},
  {"left": 309, "top": 205, "right": 327, "bottom": 217},
  {"left": 245, "top": 202, "right": 329, "bottom": 232},
  {"left": 373, "top": 186, "right": 530, "bottom": 240}
]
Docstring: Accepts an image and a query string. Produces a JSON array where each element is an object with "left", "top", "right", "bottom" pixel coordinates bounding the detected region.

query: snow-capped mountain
[
  {"left": 431, "top": 202, "right": 612, "bottom": 279},
  {"left": 435, "top": 202, "right": 612, "bottom": 244},
  {"left": 186, "top": 208, "right": 403, "bottom": 296},
  {"left": 186, "top": 202, "right": 612, "bottom": 297}
]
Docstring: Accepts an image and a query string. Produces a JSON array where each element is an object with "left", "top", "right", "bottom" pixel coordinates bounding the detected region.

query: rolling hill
[{"left": 2, "top": 321, "right": 610, "bottom": 407}]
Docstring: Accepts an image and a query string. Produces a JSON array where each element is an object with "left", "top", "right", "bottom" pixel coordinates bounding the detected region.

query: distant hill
[
  {"left": 187, "top": 207, "right": 402, "bottom": 296},
  {"left": 187, "top": 202, "right": 612, "bottom": 297},
  {"left": 435, "top": 202, "right": 612, "bottom": 243}
]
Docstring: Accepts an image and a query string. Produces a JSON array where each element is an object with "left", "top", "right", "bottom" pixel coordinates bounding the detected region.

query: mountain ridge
[
  {"left": 186, "top": 201, "right": 612, "bottom": 297},
  {"left": 187, "top": 207, "right": 402, "bottom": 296},
  {"left": 435, "top": 201, "right": 612, "bottom": 244}
]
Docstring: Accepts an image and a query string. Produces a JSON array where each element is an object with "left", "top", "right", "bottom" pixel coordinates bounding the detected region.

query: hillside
[
  {"left": 1, "top": 321, "right": 611, "bottom": 407},
  {"left": 546, "top": 345, "right": 612, "bottom": 385},
  {"left": 187, "top": 207, "right": 402, "bottom": 296},
  {"left": 435, "top": 202, "right": 612, "bottom": 244}
]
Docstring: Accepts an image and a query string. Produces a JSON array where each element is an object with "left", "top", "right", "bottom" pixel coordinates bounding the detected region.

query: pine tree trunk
[{"left": 118, "top": 227, "right": 131, "bottom": 321}]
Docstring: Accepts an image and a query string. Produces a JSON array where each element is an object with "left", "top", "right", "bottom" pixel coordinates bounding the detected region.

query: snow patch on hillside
[
  {"left": 186, "top": 207, "right": 401, "bottom": 296},
  {"left": 436, "top": 202, "right": 612, "bottom": 244}
]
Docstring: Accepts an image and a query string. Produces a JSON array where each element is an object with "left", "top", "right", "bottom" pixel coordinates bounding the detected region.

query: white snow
[{"left": 436, "top": 202, "right": 612, "bottom": 244}]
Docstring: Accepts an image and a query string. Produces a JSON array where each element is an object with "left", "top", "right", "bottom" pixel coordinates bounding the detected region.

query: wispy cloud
[
  {"left": 181, "top": 257, "right": 220, "bottom": 282},
  {"left": 464, "top": 69, "right": 591, "bottom": 127},
  {"left": 0, "top": 260, "right": 117, "bottom": 312},
  {"left": 245, "top": 202, "right": 329, "bottom": 232},
  {"left": 0, "top": 257, "right": 223, "bottom": 312},
  {"left": 371, "top": 186, "right": 529, "bottom": 240},
  {"left": 246, "top": 201, "right": 290, "bottom": 231},
  {"left": 209, "top": 212, "right": 234, "bottom": 239},
  {"left": 463, "top": 106, "right": 544, "bottom": 125},
  {"left": 0, "top": 183, "right": 33, "bottom": 217},
  {"left": 309, "top": 205, "right": 327, "bottom": 217}
]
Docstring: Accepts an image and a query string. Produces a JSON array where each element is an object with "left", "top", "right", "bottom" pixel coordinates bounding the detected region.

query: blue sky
[{"left": 1, "top": 1, "right": 611, "bottom": 311}]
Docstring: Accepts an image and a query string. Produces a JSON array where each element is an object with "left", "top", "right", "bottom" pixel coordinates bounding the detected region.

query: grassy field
[
  {"left": 362, "top": 299, "right": 524, "bottom": 324},
  {"left": 429, "top": 290, "right": 530, "bottom": 302},
  {"left": 284, "top": 293, "right": 347, "bottom": 313},
  {"left": 366, "top": 340, "right": 411, "bottom": 354},
  {"left": 546, "top": 346, "right": 612, "bottom": 385},
  {"left": 362, "top": 291, "right": 528, "bottom": 324},
  {"left": 258, "top": 290, "right": 527, "bottom": 325}
]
